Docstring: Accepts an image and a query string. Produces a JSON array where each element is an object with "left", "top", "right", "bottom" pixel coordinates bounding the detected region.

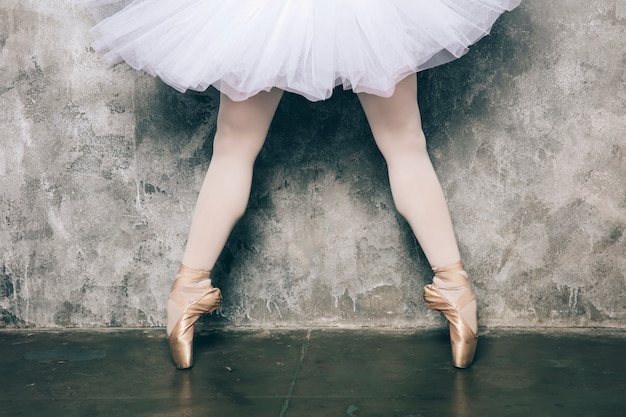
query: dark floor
[{"left": 0, "top": 328, "right": 624, "bottom": 417}]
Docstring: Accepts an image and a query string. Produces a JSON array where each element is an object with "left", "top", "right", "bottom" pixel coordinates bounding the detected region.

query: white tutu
[{"left": 83, "top": 0, "right": 521, "bottom": 101}]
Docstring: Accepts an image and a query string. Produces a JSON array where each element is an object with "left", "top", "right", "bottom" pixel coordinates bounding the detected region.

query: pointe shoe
[
  {"left": 423, "top": 261, "right": 478, "bottom": 368},
  {"left": 167, "top": 264, "right": 222, "bottom": 369}
]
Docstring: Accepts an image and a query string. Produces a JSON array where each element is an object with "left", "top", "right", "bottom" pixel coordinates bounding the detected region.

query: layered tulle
[{"left": 83, "top": 0, "right": 521, "bottom": 101}]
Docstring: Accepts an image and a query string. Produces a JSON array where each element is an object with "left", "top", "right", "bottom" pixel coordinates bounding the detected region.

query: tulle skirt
[{"left": 83, "top": 0, "right": 521, "bottom": 101}]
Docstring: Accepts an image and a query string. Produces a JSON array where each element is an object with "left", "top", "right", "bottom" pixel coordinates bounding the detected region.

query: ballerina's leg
[
  {"left": 181, "top": 88, "right": 284, "bottom": 271},
  {"left": 356, "top": 74, "right": 462, "bottom": 268},
  {"left": 167, "top": 88, "right": 283, "bottom": 339},
  {"left": 357, "top": 74, "right": 477, "bottom": 337}
]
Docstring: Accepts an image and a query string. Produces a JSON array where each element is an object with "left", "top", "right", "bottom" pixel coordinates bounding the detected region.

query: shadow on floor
[{"left": 0, "top": 328, "right": 624, "bottom": 417}]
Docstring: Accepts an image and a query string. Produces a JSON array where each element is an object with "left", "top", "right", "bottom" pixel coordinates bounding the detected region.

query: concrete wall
[{"left": 1, "top": 0, "right": 624, "bottom": 329}]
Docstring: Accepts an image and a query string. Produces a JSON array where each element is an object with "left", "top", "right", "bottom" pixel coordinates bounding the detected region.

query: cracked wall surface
[{"left": 1, "top": 1, "right": 624, "bottom": 329}]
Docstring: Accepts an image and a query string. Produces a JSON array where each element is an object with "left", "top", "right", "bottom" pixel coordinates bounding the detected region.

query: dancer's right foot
[{"left": 166, "top": 264, "right": 222, "bottom": 369}]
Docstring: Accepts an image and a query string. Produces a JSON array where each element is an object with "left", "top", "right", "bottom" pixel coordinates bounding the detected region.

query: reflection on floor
[{"left": 0, "top": 328, "right": 624, "bottom": 416}]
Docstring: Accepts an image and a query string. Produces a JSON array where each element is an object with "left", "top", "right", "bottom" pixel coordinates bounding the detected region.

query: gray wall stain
[{"left": 0, "top": 1, "right": 624, "bottom": 329}]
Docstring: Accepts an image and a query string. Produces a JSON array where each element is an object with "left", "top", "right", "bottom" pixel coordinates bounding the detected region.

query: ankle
[
  {"left": 432, "top": 261, "right": 468, "bottom": 285},
  {"left": 177, "top": 264, "right": 211, "bottom": 278},
  {"left": 431, "top": 260, "right": 464, "bottom": 275},
  {"left": 431, "top": 261, "right": 472, "bottom": 302}
]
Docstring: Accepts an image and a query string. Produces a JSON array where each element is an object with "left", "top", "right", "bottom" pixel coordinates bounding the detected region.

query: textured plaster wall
[{"left": 0, "top": 1, "right": 624, "bottom": 329}]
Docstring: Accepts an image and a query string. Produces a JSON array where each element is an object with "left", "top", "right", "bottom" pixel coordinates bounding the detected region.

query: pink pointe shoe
[
  {"left": 423, "top": 261, "right": 478, "bottom": 368},
  {"left": 166, "top": 264, "right": 222, "bottom": 369}
]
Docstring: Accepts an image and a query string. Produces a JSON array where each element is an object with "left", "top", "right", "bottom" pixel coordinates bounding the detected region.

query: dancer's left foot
[{"left": 423, "top": 261, "right": 478, "bottom": 368}]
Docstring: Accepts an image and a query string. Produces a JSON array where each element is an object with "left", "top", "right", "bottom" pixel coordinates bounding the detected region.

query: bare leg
[
  {"left": 357, "top": 74, "right": 476, "bottom": 336},
  {"left": 167, "top": 89, "right": 283, "bottom": 337},
  {"left": 182, "top": 89, "right": 284, "bottom": 271}
]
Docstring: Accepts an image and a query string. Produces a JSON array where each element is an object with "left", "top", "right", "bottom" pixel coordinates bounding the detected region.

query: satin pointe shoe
[
  {"left": 167, "top": 264, "right": 222, "bottom": 369},
  {"left": 423, "top": 261, "right": 478, "bottom": 368}
]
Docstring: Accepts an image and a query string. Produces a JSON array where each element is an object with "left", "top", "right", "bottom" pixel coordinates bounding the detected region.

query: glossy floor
[{"left": 0, "top": 328, "right": 624, "bottom": 417}]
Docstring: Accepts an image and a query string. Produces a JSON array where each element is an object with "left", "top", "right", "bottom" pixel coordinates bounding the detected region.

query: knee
[
  {"left": 376, "top": 127, "right": 428, "bottom": 162},
  {"left": 215, "top": 110, "right": 250, "bottom": 138},
  {"left": 211, "top": 126, "right": 264, "bottom": 162}
]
